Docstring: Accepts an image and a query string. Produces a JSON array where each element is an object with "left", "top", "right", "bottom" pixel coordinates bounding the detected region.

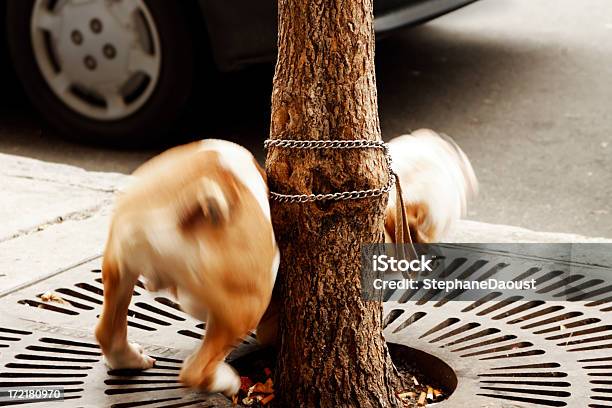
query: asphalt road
[{"left": 0, "top": 0, "right": 610, "bottom": 237}]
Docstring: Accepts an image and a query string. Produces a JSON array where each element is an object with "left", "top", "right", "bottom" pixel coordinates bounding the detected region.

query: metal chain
[{"left": 264, "top": 139, "right": 396, "bottom": 203}]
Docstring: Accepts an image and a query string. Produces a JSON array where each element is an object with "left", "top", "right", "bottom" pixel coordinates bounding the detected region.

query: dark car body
[
  {"left": 200, "top": 0, "right": 478, "bottom": 71},
  {"left": 3, "top": 0, "right": 479, "bottom": 145}
]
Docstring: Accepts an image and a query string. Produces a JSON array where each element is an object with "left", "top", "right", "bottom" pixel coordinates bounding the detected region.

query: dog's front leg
[{"left": 95, "top": 251, "right": 155, "bottom": 370}]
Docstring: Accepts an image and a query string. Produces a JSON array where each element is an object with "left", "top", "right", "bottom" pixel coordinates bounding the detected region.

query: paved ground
[
  {"left": 2, "top": 152, "right": 609, "bottom": 296},
  {"left": 0, "top": 0, "right": 610, "bottom": 237}
]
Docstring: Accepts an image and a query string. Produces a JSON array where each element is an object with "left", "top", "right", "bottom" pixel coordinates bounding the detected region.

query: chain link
[{"left": 264, "top": 139, "right": 395, "bottom": 203}]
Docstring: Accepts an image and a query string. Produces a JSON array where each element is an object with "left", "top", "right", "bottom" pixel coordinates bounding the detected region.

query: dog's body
[
  {"left": 95, "top": 140, "right": 278, "bottom": 396},
  {"left": 95, "top": 131, "right": 476, "bottom": 398}
]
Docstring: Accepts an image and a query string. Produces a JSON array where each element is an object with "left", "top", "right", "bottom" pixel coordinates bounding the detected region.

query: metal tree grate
[{"left": 1, "top": 247, "right": 611, "bottom": 407}]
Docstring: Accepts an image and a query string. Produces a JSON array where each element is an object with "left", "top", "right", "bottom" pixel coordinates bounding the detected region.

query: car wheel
[{"left": 6, "top": 0, "right": 194, "bottom": 146}]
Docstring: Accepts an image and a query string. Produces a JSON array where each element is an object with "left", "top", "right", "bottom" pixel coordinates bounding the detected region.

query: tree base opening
[
  {"left": 229, "top": 344, "right": 457, "bottom": 407},
  {"left": 389, "top": 343, "right": 457, "bottom": 406}
]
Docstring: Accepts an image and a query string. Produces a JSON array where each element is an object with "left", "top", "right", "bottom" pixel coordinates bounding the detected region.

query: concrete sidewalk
[{"left": 1, "top": 153, "right": 610, "bottom": 297}]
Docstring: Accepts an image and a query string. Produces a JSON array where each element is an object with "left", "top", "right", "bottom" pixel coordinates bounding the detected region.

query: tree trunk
[{"left": 265, "top": 0, "right": 401, "bottom": 406}]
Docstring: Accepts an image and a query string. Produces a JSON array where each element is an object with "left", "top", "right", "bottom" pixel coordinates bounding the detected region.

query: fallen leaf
[
  {"left": 261, "top": 394, "right": 275, "bottom": 405},
  {"left": 252, "top": 378, "right": 274, "bottom": 394},
  {"left": 41, "top": 291, "right": 70, "bottom": 305}
]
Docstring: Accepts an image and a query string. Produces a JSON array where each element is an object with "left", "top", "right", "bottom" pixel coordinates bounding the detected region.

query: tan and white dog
[
  {"left": 95, "top": 139, "right": 279, "bottom": 397},
  {"left": 95, "top": 131, "right": 476, "bottom": 398},
  {"left": 384, "top": 129, "right": 478, "bottom": 244}
]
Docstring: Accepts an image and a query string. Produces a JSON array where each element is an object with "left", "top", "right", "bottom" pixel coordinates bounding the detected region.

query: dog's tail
[{"left": 385, "top": 129, "right": 478, "bottom": 243}]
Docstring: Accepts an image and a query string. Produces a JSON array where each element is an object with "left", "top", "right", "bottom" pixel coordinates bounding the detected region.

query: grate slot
[
  {"left": 105, "top": 386, "right": 185, "bottom": 395},
  {"left": 108, "top": 370, "right": 179, "bottom": 378},
  {"left": 480, "top": 386, "right": 571, "bottom": 397},
  {"left": 430, "top": 323, "right": 481, "bottom": 343},
  {"left": 537, "top": 275, "right": 584, "bottom": 294},
  {"left": 0, "top": 328, "right": 31, "bottom": 336},
  {"left": 521, "top": 312, "right": 584, "bottom": 330},
  {"left": 154, "top": 399, "right": 215, "bottom": 408},
  {"left": 558, "top": 334, "right": 612, "bottom": 347},
  {"left": 451, "top": 335, "right": 517, "bottom": 352},
  {"left": 554, "top": 279, "right": 605, "bottom": 298},
  {"left": 36, "top": 292, "right": 93, "bottom": 310},
  {"left": 40, "top": 338, "right": 99, "bottom": 349},
  {"left": 442, "top": 328, "right": 501, "bottom": 348},
  {"left": 492, "top": 301, "right": 545, "bottom": 321},
  {"left": 571, "top": 285, "right": 612, "bottom": 302},
  {"left": 481, "top": 380, "right": 571, "bottom": 387},
  {"left": 25, "top": 345, "right": 101, "bottom": 356},
  {"left": 0, "top": 395, "right": 82, "bottom": 406},
  {"left": 4, "top": 363, "right": 92, "bottom": 370},
  {"left": 177, "top": 330, "right": 201, "bottom": 340},
  {"left": 508, "top": 306, "right": 565, "bottom": 325},
  {"left": 480, "top": 372, "right": 569, "bottom": 378},
  {"left": 460, "top": 341, "right": 534, "bottom": 358},
  {"left": 383, "top": 309, "right": 404, "bottom": 328},
  {"left": 17, "top": 299, "right": 78, "bottom": 315},
  {"left": 135, "top": 302, "right": 186, "bottom": 322},
  {"left": 55, "top": 287, "right": 103, "bottom": 305},
  {"left": 418, "top": 317, "right": 459, "bottom": 339},
  {"left": 75, "top": 282, "right": 104, "bottom": 296},
  {"left": 477, "top": 296, "right": 523, "bottom": 316},
  {"left": 491, "top": 363, "right": 561, "bottom": 370},
  {"left": 15, "top": 354, "right": 98, "bottom": 363},
  {"left": 0, "top": 372, "right": 87, "bottom": 378},
  {"left": 391, "top": 312, "right": 427, "bottom": 333},
  {"left": 106, "top": 379, "right": 179, "bottom": 385},
  {"left": 0, "top": 381, "right": 84, "bottom": 387},
  {"left": 460, "top": 292, "right": 502, "bottom": 313},
  {"left": 111, "top": 397, "right": 183, "bottom": 408},
  {"left": 477, "top": 393, "right": 567, "bottom": 406},
  {"left": 155, "top": 297, "right": 183, "bottom": 312},
  {"left": 127, "top": 309, "right": 172, "bottom": 326}
]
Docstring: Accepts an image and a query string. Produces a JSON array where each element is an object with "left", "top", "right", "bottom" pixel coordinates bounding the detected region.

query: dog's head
[{"left": 386, "top": 129, "right": 478, "bottom": 243}]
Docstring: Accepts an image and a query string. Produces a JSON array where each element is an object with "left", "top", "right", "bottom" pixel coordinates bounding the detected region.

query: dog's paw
[
  {"left": 180, "top": 359, "right": 240, "bottom": 397},
  {"left": 208, "top": 362, "right": 241, "bottom": 397},
  {"left": 103, "top": 342, "right": 156, "bottom": 370}
]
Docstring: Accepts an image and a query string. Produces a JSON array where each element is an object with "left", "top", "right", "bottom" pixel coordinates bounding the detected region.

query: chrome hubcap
[{"left": 31, "top": 0, "right": 162, "bottom": 121}]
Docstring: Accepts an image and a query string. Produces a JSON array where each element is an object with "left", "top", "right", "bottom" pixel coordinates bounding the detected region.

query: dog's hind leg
[
  {"left": 179, "top": 315, "right": 241, "bottom": 397},
  {"left": 95, "top": 247, "right": 155, "bottom": 370}
]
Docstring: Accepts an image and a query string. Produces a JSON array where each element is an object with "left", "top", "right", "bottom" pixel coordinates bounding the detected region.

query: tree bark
[{"left": 266, "top": 1, "right": 401, "bottom": 407}]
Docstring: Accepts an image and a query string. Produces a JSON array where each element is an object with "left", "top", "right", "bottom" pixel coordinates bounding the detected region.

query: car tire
[{"left": 6, "top": 0, "right": 194, "bottom": 146}]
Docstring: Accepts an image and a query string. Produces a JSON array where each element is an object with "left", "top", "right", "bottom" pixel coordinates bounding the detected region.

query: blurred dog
[
  {"left": 95, "top": 139, "right": 279, "bottom": 397},
  {"left": 384, "top": 129, "right": 478, "bottom": 244}
]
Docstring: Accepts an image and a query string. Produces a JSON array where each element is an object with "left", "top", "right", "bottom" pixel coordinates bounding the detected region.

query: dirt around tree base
[
  {"left": 228, "top": 345, "right": 453, "bottom": 407},
  {"left": 389, "top": 344, "right": 452, "bottom": 407}
]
